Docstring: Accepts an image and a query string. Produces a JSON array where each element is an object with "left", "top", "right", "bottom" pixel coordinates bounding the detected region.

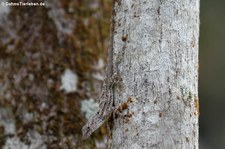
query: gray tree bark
[{"left": 111, "top": 0, "right": 200, "bottom": 148}]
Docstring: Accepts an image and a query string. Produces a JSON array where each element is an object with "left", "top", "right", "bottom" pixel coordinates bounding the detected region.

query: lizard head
[{"left": 82, "top": 124, "right": 92, "bottom": 140}]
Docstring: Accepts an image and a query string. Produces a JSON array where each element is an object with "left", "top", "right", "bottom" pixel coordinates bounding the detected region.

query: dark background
[{"left": 200, "top": 0, "right": 225, "bottom": 148}]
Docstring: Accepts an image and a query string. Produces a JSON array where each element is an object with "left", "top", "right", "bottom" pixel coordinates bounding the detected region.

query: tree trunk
[
  {"left": 111, "top": 0, "right": 200, "bottom": 148},
  {"left": 0, "top": 0, "right": 111, "bottom": 148}
]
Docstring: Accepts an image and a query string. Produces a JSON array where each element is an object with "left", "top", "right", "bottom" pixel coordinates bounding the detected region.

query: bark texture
[
  {"left": 111, "top": 0, "right": 200, "bottom": 148},
  {"left": 0, "top": 0, "right": 112, "bottom": 148}
]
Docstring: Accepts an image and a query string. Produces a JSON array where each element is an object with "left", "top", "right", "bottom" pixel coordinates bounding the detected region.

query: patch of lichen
[{"left": 0, "top": 0, "right": 111, "bottom": 148}]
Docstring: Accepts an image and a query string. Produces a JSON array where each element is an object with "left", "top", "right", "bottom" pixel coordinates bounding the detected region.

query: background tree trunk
[
  {"left": 0, "top": 0, "right": 111, "bottom": 148},
  {"left": 111, "top": 0, "right": 200, "bottom": 148}
]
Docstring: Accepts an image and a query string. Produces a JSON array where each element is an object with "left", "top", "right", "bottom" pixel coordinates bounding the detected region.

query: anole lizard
[{"left": 82, "top": 0, "right": 118, "bottom": 140}]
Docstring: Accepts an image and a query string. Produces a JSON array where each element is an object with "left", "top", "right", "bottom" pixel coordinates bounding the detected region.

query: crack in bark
[{"left": 157, "top": 0, "right": 163, "bottom": 52}]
